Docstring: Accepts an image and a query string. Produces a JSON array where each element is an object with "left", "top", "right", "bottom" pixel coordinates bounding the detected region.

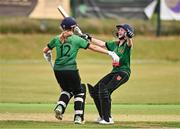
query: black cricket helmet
[
  {"left": 116, "top": 24, "right": 134, "bottom": 33},
  {"left": 60, "top": 17, "right": 77, "bottom": 30}
]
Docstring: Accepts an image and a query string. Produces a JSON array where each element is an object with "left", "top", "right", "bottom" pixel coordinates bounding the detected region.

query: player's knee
[
  {"left": 81, "top": 83, "right": 86, "bottom": 95},
  {"left": 98, "top": 82, "right": 107, "bottom": 92},
  {"left": 87, "top": 83, "right": 100, "bottom": 99},
  {"left": 73, "top": 83, "right": 86, "bottom": 96},
  {"left": 87, "top": 83, "right": 94, "bottom": 97},
  {"left": 74, "top": 84, "right": 86, "bottom": 102},
  {"left": 99, "top": 90, "right": 109, "bottom": 99},
  {"left": 98, "top": 83, "right": 110, "bottom": 99}
]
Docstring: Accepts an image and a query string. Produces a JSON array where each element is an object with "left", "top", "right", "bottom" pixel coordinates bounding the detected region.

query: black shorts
[
  {"left": 94, "top": 71, "right": 129, "bottom": 94},
  {"left": 54, "top": 70, "right": 83, "bottom": 95}
]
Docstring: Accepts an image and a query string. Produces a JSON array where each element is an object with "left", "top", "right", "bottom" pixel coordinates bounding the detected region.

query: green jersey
[
  {"left": 105, "top": 40, "right": 131, "bottom": 76},
  {"left": 47, "top": 34, "right": 89, "bottom": 71}
]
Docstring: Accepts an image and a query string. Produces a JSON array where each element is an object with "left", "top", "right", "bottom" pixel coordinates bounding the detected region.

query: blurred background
[
  {"left": 0, "top": 0, "right": 180, "bottom": 35},
  {"left": 0, "top": 0, "right": 180, "bottom": 104}
]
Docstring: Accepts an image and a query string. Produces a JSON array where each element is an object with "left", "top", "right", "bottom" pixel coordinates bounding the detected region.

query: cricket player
[
  {"left": 83, "top": 24, "right": 134, "bottom": 124},
  {"left": 43, "top": 17, "right": 119, "bottom": 124}
]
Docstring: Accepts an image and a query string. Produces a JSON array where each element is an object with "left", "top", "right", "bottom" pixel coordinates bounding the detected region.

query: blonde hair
[{"left": 60, "top": 30, "right": 73, "bottom": 43}]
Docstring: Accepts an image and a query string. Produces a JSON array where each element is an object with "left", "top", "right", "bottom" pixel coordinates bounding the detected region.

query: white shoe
[
  {"left": 99, "top": 119, "right": 112, "bottom": 125},
  {"left": 54, "top": 105, "right": 63, "bottom": 120},
  {"left": 74, "top": 116, "right": 84, "bottom": 124},
  {"left": 97, "top": 117, "right": 114, "bottom": 124},
  {"left": 109, "top": 117, "right": 114, "bottom": 124},
  {"left": 96, "top": 117, "right": 103, "bottom": 123}
]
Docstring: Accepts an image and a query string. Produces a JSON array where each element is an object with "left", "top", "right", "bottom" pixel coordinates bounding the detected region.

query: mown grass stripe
[{"left": 0, "top": 103, "right": 180, "bottom": 115}]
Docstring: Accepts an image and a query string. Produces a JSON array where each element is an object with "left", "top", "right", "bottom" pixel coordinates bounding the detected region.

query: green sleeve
[
  {"left": 105, "top": 41, "right": 116, "bottom": 51},
  {"left": 47, "top": 36, "right": 58, "bottom": 50},
  {"left": 77, "top": 37, "right": 90, "bottom": 49}
]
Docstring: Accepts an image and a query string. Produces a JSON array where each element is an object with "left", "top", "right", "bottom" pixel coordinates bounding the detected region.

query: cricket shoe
[
  {"left": 109, "top": 117, "right": 114, "bottom": 124},
  {"left": 54, "top": 105, "right": 63, "bottom": 120},
  {"left": 74, "top": 115, "right": 84, "bottom": 124},
  {"left": 99, "top": 119, "right": 112, "bottom": 125},
  {"left": 96, "top": 117, "right": 114, "bottom": 124},
  {"left": 96, "top": 117, "right": 102, "bottom": 123}
]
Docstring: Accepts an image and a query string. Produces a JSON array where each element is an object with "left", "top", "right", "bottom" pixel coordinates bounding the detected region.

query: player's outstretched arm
[
  {"left": 81, "top": 34, "right": 106, "bottom": 48},
  {"left": 88, "top": 44, "right": 107, "bottom": 54},
  {"left": 88, "top": 44, "right": 119, "bottom": 63},
  {"left": 91, "top": 37, "right": 106, "bottom": 48}
]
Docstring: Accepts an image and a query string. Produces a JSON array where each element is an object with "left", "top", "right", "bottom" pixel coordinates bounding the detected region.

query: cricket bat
[
  {"left": 57, "top": 5, "right": 83, "bottom": 36},
  {"left": 57, "top": 5, "right": 69, "bottom": 18}
]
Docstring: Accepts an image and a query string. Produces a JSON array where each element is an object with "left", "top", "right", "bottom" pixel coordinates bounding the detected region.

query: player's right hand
[
  {"left": 107, "top": 51, "right": 120, "bottom": 63},
  {"left": 43, "top": 50, "right": 52, "bottom": 62},
  {"left": 126, "top": 29, "right": 134, "bottom": 38},
  {"left": 81, "top": 33, "right": 92, "bottom": 41}
]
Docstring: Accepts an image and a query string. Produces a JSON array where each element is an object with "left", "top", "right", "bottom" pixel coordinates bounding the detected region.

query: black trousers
[
  {"left": 54, "top": 70, "right": 83, "bottom": 95},
  {"left": 94, "top": 71, "right": 129, "bottom": 94},
  {"left": 54, "top": 70, "right": 86, "bottom": 120},
  {"left": 93, "top": 71, "right": 129, "bottom": 121}
]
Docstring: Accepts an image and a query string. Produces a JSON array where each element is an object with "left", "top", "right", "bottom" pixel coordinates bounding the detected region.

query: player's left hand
[
  {"left": 107, "top": 51, "right": 120, "bottom": 63},
  {"left": 73, "top": 26, "right": 83, "bottom": 36},
  {"left": 43, "top": 50, "right": 52, "bottom": 62}
]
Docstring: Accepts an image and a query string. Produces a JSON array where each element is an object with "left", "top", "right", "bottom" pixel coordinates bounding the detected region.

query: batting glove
[
  {"left": 81, "top": 33, "right": 92, "bottom": 41},
  {"left": 74, "top": 26, "right": 83, "bottom": 36},
  {"left": 126, "top": 29, "right": 134, "bottom": 38},
  {"left": 43, "top": 50, "right": 52, "bottom": 62},
  {"left": 107, "top": 51, "right": 120, "bottom": 63}
]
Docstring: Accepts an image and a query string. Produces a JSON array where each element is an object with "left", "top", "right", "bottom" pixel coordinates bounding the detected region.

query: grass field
[
  {"left": 0, "top": 34, "right": 180, "bottom": 128},
  {"left": 1, "top": 59, "right": 180, "bottom": 104},
  {"left": 0, "top": 103, "right": 180, "bottom": 128},
  {"left": 1, "top": 121, "right": 179, "bottom": 128},
  {"left": 0, "top": 59, "right": 180, "bottom": 128}
]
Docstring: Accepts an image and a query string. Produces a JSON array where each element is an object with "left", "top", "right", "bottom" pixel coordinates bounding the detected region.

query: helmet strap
[{"left": 118, "top": 36, "right": 125, "bottom": 40}]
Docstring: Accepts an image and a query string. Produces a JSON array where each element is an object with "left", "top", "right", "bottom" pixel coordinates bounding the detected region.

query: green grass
[
  {"left": 0, "top": 60, "right": 180, "bottom": 104},
  {"left": 0, "top": 103, "right": 180, "bottom": 115},
  {"left": 0, "top": 103, "right": 180, "bottom": 128},
  {"left": 0, "top": 121, "right": 180, "bottom": 128}
]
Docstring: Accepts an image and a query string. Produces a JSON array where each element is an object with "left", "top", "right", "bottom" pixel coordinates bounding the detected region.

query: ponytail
[{"left": 60, "top": 30, "right": 73, "bottom": 43}]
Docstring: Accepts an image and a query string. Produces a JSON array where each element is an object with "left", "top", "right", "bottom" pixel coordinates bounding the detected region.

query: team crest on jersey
[
  {"left": 116, "top": 75, "right": 121, "bottom": 81},
  {"left": 120, "top": 49, "right": 124, "bottom": 53}
]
